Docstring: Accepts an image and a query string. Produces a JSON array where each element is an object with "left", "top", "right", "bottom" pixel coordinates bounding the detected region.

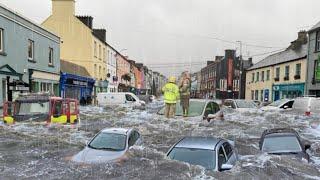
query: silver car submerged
[
  {"left": 167, "top": 137, "right": 238, "bottom": 171},
  {"left": 73, "top": 128, "right": 141, "bottom": 163}
]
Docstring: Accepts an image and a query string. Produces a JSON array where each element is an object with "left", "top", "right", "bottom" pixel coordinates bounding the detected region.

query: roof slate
[
  {"left": 248, "top": 44, "right": 307, "bottom": 70},
  {"left": 60, "top": 60, "right": 91, "bottom": 77}
]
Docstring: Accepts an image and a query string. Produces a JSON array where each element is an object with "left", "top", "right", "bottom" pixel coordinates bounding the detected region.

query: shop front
[
  {"left": 29, "top": 70, "right": 60, "bottom": 96},
  {"left": 60, "top": 73, "right": 95, "bottom": 105},
  {"left": 272, "top": 83, "right": 305, "bottom": 101}
]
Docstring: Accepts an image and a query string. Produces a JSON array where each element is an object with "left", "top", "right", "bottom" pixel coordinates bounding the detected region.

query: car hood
[{"left": 72, "top": 147, "right": 126, "bottom": 163}]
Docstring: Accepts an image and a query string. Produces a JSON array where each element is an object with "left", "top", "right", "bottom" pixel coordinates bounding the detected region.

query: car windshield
[
  {"left": 269, "top": 99, "right": 288, "bottom": 107},
  {"left": 262, "top": 135, "right": 302, "bottom": 153},
  {"left": 235, "top": 100, "right": 256, "bottom": 108},
  {"left": 16, "top": 102, "right": 50, "bottom": 115},
  {"left": 168, "top": 147, "right": 216, "bottom": 170},
  {"left": 89, "top": 133, "right": 127, "bottom": 151},
  {"left": 158, "top": 101, "right": 206, "bottom": 117}
]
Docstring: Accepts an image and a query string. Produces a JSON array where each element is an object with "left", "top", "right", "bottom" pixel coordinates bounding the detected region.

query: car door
[{"left": 222, "top": 142, "right": 237, "bottom": 165}]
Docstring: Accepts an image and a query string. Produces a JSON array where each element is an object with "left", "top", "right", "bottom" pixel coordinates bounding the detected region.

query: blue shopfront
[
  {"left": 272, "top": 83, "right": 305, "bottom": 101},
  {"left": 60, "top": 73, "right": 95, "bottom": 104}
]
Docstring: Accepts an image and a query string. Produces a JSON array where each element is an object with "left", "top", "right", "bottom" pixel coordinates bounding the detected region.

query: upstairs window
[
  {"left": 99, "top": 44, "right": 101, "bottom": 60},
  {"left": 316, "top": 31, "right": 320, "bottom": 52},
  {"left": 266, "top": 70, "right": 270, "bottom": 81},
  {"left": 94, "top": 41, "right": 97, "bottom": 57},
  {"left": 49, "top": 48, "right": 53, "bottom": 65},
  {"left": 276, "top": 67, "right": 280, "bottom": 78},
  {"left": 295, "top": 63, "right": 301, "bottom": 76},
  {"left": 28, "top": 39, "right": 34, "bottom": 60},
  {"left": 0, "top": 28, "right": 3, "bottom": 53},
  {"left": 285, "top": 65, "right": 290, "bottom": 78},
  {"left": 261, "top": 71, "right": 265, "bottom": 81},
  {"left": 256, "top": 72, "right": 260, "bottom": 82},
  {"left": 251, "top": 73, "right": 254, "bottom": 82}
]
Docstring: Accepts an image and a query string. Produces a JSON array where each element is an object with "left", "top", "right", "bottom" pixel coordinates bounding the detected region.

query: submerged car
[
  {"left": 260, "top": 99, "right": 294, "bottom": 111},
  {"left": 167, "top": 137, "right": 238, "bottom": 171},
  {"left": 259, "top": 128, "right": 311, "bottom": 161},
  {"left": 223, "top": 99, "right": 257, "bottom": 112},
  {"left": 73, "top": 128, "right": 141, "bottom": 163},
  {"left": 157, "top": 99, "right": 223, "bottom": 121}
]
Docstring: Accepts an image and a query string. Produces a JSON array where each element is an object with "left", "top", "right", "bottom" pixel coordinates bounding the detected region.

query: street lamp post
[{"left": 237, "top": 41, "right": 243, "bottom": 99}]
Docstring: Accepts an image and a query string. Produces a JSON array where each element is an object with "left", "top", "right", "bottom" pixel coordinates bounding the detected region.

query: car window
[
  {"left": 168, "top": 147, "right": 216, "bottom": 170},
  {"left": 89, "top": 132, "right": 127, "bottom": 151},
  {"left": 218, "top": 146, "right": 227, "bottom": 169},
  {"left": 262, "top": 135, "right": 302, "bottom": 153},
  {"left": 212, "top": 102, "right": 220, "bottom": 113},
  {"left": 282, "top": 101, "right": 294, "bottom": 109},
  {"left": 204, "top": 103, "right": 213, "bottom": 117},
  {"left": 128, "top": 130, "right": 140, "bottom": 147},
  {"left": 126, "top": 94, "right": 136, "bottom": 102},
  {"left": 222, "top": 142, "right": 233, "bottom": 158}
]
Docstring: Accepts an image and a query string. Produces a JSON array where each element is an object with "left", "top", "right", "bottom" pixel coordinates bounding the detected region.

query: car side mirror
[
  {"left": 221, "top": 164, "right": 233, "bottom": 171},
  {"left": 305, "top": 144, "right": 311, "bottom": 150}
]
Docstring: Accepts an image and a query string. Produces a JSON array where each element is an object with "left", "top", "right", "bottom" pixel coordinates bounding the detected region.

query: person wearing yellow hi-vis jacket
[{"left": 162, "top": 76, "right": 180, "bottom": 118}]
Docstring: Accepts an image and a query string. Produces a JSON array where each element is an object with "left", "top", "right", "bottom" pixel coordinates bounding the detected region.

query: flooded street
[{"left": 0, "top": 100, "right": 320, "bottom": 180}]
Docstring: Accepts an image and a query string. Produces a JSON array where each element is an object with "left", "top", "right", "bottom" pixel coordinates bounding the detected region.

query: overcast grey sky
[{"left": 1, "top": 0, "right": 320, "bottom": 76}]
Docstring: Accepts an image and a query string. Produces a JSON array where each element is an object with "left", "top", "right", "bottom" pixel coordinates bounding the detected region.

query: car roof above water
[
  {"left": 175, "top": 137, "right": 222, "bottom": 150},
  {"left": 101, "top": 128, "right": 130, "bottom": 135}
]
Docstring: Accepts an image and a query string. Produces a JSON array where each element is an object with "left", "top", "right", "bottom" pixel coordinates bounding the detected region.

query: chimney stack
[{"left": 52, "top": 0, "right": 75, "bottom": 16}]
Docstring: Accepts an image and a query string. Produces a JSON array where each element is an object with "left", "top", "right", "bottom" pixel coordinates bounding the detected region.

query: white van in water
[
  {"left": 97, "top": 92, "right": 146, "bottom": 108},
  {"left": 293, "top": 97, "right": 320, "bottom": 115}
]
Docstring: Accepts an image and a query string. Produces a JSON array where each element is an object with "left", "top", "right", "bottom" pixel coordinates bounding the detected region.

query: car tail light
[{"left": 305, "top": 111, "right": 311, "bottom": 116}]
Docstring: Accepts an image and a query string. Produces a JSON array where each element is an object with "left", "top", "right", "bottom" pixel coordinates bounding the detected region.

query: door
[
  {"left": 3, "top": 101, "right": 14, "bottom": 124},
  {"left": 50, "top": 100, "right": 67, "bottom": 124},
  {"left": 274, "top": 91, "right": 280, "bottom": 101}
]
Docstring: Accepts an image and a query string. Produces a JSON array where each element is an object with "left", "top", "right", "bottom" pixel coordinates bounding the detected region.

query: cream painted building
[
  {"left": 42, "top": 0, "right": 108, "bottom": 92},
  {"left": 245, "top": 32, "right": 308, "bottom": 102}
]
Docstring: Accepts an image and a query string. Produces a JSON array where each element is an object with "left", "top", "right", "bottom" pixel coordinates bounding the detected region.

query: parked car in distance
[
  {"left": 259, "top": 128, "right": 310, "bottom": 162},
  {"left": 72, "top": 128, "right": 142, "bottom": 163},
  {"left": 157, "top": 99, "right": 223, "bottom": 121},
  {"left": 223, "top": 99, "right": 258, "bottom": 112},
  {"left": 293, "top": 97, "right": 320, "bottom": 116},
  {"left": 167, "top": 137, "right": 238, "bottom": 171},
  {"left": 97, "top": 92, "right": 145, "bottom": 108},
  {"left": 260, "top": 99, "right": 294, "bottom": 111}
]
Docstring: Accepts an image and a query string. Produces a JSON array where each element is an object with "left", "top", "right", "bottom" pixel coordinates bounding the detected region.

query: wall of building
[
  {"left": 0, "top": 4, "right": 60, "bottom": 105},
  {"left": 246, "top": 58, "right": 307, "bottom": 101},
  {"left": 306, "top": 30, "right": 320, "bottom": 95}
]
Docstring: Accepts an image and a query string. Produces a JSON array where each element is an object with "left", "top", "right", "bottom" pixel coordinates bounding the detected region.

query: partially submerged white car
[
  {"left": 157, "top": 99, "right": 224, "bottom": 121},
  {"left": 72, "top": 128, "right": 142, "bottom": 163},
  {"left": 260, "top": 99, "right": 294, "bottom": 111},
  {"left": 223, "top": 99, "right": 258, "bottom": 112}
]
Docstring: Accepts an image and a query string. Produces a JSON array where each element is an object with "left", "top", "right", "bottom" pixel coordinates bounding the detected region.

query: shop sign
[
  {"left": 67, "top": 79, "right": 88, "bottom": 86},
  {"left": 9, "top": 86, "right": 29, "bottom": 91}
]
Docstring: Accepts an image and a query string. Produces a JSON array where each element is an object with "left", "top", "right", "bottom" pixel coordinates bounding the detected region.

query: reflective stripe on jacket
[{"left": 162, "top": 83, "right": 180, "bottom": 104}]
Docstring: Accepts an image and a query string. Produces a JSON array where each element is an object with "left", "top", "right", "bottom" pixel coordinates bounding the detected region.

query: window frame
[
  {"left": 256, "top": 72, "right": 259, "bottom": 82},
  {"left": 28, "top": 39, "right": 35, "bottom": 61},
  {"left": 48, "top": 47, "right": 54, "bottom": 66},
  {"left": 251, "top": 73, "right": 255, "bottom": 83},
  {"left": 295, "top": 63, "right": 301, "bottom": 76},
  {"left": 0, "top": 28, "right": 3, "bottom": 53},
  {"left": 316, "top": 31, "right": 320, "bottom": 52},
  {"left": 261, "top": 71, "right": 265, "bottom": 81},
  {"left": 266, "top": 70, "right": 270, "bottom": 81},
  {"left": 276, "top": 67, "right": 280, "bottom": 78},
  {"left": 285, "top": 65, "right": 290, "bottom": 78}
]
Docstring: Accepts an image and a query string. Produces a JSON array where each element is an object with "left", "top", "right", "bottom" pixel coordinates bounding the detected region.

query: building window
[
  {"left": 285, "top": 65, "right": 290, "bottom": 80},
  {"left": 94, "top": 64, "right": 97, "bottom": 77},
  {"left": 266, "top": 70, "right": 270, "bottom": 81},
  {"left": 260, "top": 90, "right": 264, "bottom": 101},
  {"left": 316, "top": 31, "right": 320, "bottom": 52},
  {"left": 255, "top": 90, "right": 259, "bottom": 100},
  {"left": 99, "top": 66, "right": 101, "bottom": 77},
  {"left": 28, "top": 39, "right": 34, "bottom": 60},
  {"left": 99, "top": 44, "right": 101, "bottom": 59},
  {"left": 252, "top": 73, "right": 255, "bottom": 82},
  {"left": 103, "top": 48, "right": 106, "bottom": 62},
  {"left": 295, "top": 63, "right": 301, "bottom": 76},
  {"left": 0, "top": 28, "right": 3, "bottom": 53},
  {"left": 251, "top": 90, "right": 254, "bottom": 100},
  {"left": 261, "top": 71, "right": 265, "bottom": 81},
  {"left": 276, "top": 67, "right": 280, "bottom": 78},
  {"left": 256, "top": 72, "right": 260, "bottom": 82},
  {"left": 49, "top": 48, "right": 53, "bottom": 65},
  {"left": 94, "top": 41, "right": 97, "bottom": 57},
  {"left": 315, "top": 60, "right": 320, "bottom": 81}
]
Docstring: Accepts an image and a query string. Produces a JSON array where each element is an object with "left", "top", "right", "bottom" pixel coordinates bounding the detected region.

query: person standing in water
[
  {"left": 162, "top": 76, "right": 180, "bottom": 118},
  {"left": 179, "top": 71, "right": 191, "bottom": 117}
]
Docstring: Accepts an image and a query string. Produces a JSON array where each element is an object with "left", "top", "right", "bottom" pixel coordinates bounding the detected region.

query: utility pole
[{"left": 237, "top": 41, "right": 243, "bottom": 99}]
